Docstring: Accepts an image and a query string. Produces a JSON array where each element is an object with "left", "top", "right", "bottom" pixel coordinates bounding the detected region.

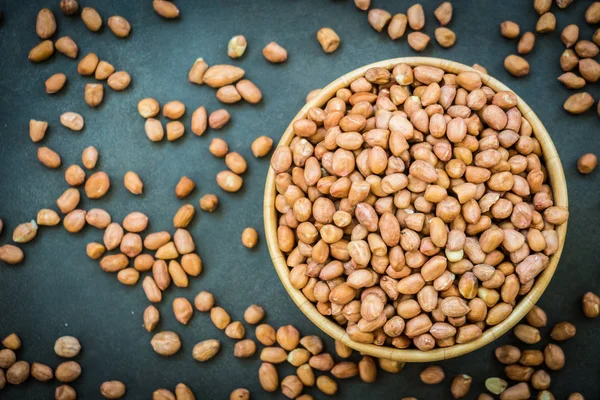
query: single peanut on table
[
  {"left": 228, "top": 35, "right": 247, "bottom": 58},
  {"left": 578, "top": 154, "right": 597, "bottom": 174},
  {"left": 241, "top": 227, "right": 258, "bottom": 248},
  {"left": 55, "top": 36, "right": 79, "bottom": 58},
  {"left": 262, "top": 42, "right": 288, "bottom": 63},
  {"left": 316, "top": 28, "right": 340, "bottom": 53}
]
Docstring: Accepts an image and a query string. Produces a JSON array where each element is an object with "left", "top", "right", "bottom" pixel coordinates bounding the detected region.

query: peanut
[
  {"left": 38, "top": 146, "right": 61, "bottom": 168},
  {"left": 368, "top": 9, "right": 392, "bottom": 32},
  {"left": 199, "top": 194, "right": 219, "bottom": 212},
  {"left": 172, "top": 297, "right": 193, "bottom": 325},
  {"left": 563, "top": 92, "right": 594, "bottom": 114},
  {"left": 517, "top": 32, "right": 535, "bottom": 55},
  {"left": 244, "top": 304, "right": 265, "bottom": 324},
  {"left": 582, "top": 292, "right": 600, "bottom": 318},
  {"left": 230, "top": 389, "right": 250, "bottom": 400},
  {"left": 388, "top": 14, "right": 407, "bottom": 40},
  {"left": 28, "top": 40, "right": 54, "bottom": 62},
  {"left": 236, "top": 79, "right": 262, "bottom": 104},
  {"left": 45, "top": 73, "right": 67, "bottom": 94},
  {"left": 251, "top": 136, "right": 273, "bottom": 157},
  {"left": 124, "top": 171, "right": 143, "bottom": 194},
  {"left": 561, "top": 24, "right": 579, "bottom": 48},
  {"left": 151, "top": 331, "right": 181, "bottom": 356},
  {"left": 408, "top": 32, "right": 430, "bottom": 52},
  {"left": 500, "top": 21, "right": 520, "bottom": 38},
  {"left": 31, "top": 363, "right": 53, "bottom": 382},
  {"left": 586, "top": 2, "right": 600, "bottom": 24},
  {"left": 194, "top": 291, "right": 214, "bottom": 312},
  {"left": 189, "top": 106, "right": 208, "bottom": 136},
  {"left": 173, "top": 204, "right": 195, "bottom": 228},
  {"left": 153, "top": 0, "right": 179, "bottom": 19},
  {"left": 85, "top": 171, "right": 111, "bottom": 199},
  {"left": 82, "top": 146, "right": 99, "bottom": 169},
  {"left": 189, "top": 58, "right": 208, "bottom": 84},
  {"left": 36, "top": 8, "right": 56, "bottom": 39},
  {"left": 227, "top": 35, "right": 247, "bottom": 58},
  {"left": 317, "top": 28, "right": 340, "bottom": 53},
  {"left": 175, "top": 176, "right": 195, "bottom": 198},
  {"left": 536, "top": 12, "right": 556, "bottom": 33},
  {"left": 6, "top": 361, "right": 29, "bottom": 384},
  {"left": 55, "top": 361, "right": 81, "bottom": 382},
  {"left": 216, "top": 170, "right": 243, "bottom": 192},
  {"left": 504, "top": 55, "right": 530, "bottom": 77},
  {"left": 420, "top": 365, "right": 445, "bottom": 384},
  {"left": 203, "top": 64, "right": 245, "bottom": 87},
  {"left": 29, "top": 119, "right": 47, "bottom": 142},
  {"left": 209, "top": 109, "right": 230, "bottom": 129},
  {"left": 56, "top": 384, "right": 77, "bottom": 400},
  {"left": 107, "top": 71, "right": 131, "bottom": 91},
  {"left": 241, "top": 227, "right": 258, "bottom": 248},
  {"left": 2, "top": 333, "right": 21, "bottom": 350},
  {"left": 81, "top": 7, "right": 102, "bottom": 31},
  {"left": 55, "top": 36, "right": 78, "bottom": 58},
  {"left": 577, "top": 153, "right": 598, "bottom": 174},
  {"left": 262, "top": 42, "right": 288, "bottom": 63},
  {"left": 86, "top": 208, "right": 111, "bottom": 228},
  {"left": 65, "top": 165, "right": 86, "bottom": 186},
  {"left": 100, "top": 381, "right": 126, "bottom": 399},
  {"left": 54, "top": 336, "right": 81, "bottom": 358},
  {"left": 259, "top": 362, "right": 278, "bottom": 392},
  {"left": 163, "top": 101, "right": 185, "bottom": 119},
  {"left": 60, "top": 0, "right": 79, "bottom": 15},
  {"left": 192, "top": 339, "right": 220, "bottom": 362},
  {"left": 13, "top": 221, "right": 38, "bottom": 243},
  {"left": 435, "top": 27, "right": 456, "bottom": 48},
  {"left": 60, "top": 112, "right": 84, "bottom": 131},
  {"left": 138, "top": 98, "right": 160, "bottom": 118},
  {"left": 216, "top": 85, "right": 241, "bottom": 103},
  {"left": 550, "top": 321, "right": 576, "bottom": 341},
  {"left": 37, "top": 209, "right": 61, "bottom": 226},
  {"left": 107, "top": 15, "right": 131, "bottom": 38},
  {"left": 96, "top": 61, "right": 115, "bottom": 79},
  {"left": 84, "top": 83, "right": 104, "bottom": 107},
  {"left": 78, "top": 53, "right": 99, "bottom": 76},
  {"left": 434, "top": 2, "right": 453, "bottom": 25}
]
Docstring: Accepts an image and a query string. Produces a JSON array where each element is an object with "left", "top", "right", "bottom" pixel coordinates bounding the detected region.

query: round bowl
[{"left": 263, "top": 57, "right": 568, "bottom": 362}]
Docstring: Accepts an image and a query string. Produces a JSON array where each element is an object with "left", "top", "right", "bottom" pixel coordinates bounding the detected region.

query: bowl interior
[{"left": 264, "top": 57, "right": 568, "bottom": 362}]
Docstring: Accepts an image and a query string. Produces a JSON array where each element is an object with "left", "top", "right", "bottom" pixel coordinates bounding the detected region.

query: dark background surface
[{"left": 0, "top": 0, "right": 599, "bottom": 399}]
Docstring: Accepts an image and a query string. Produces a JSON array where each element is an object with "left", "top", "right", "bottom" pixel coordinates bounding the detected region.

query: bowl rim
[{"left": 263, "top": 56, "right": 568, "bottom": 362}]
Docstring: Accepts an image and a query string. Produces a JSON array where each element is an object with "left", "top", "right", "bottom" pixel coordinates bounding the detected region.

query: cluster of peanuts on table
[{"left": 0, "top": 0, "right": 598, "bottom": 399}]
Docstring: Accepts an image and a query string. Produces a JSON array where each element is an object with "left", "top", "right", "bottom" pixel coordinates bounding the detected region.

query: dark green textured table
[{"left": 0, "top": 0, "right": 599, "bottom": 398}]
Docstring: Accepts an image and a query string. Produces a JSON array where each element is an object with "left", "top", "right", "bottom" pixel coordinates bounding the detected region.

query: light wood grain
[{"left": 263, "top": 57, "right": 568, "bottom": 362}]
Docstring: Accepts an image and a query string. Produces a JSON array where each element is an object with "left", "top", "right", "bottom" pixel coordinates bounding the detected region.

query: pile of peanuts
[
  {"left": 354, "top": 1, "right": 456, "bottom": 51},
  {"left": 498, "top": 2, "right": 600, "bottom": 122},
  {"left": 0, "top": 333, "right": 87, "bottom": 399},
  {"left": 271, "top": 62, "right": 569, "bottom": 351}
]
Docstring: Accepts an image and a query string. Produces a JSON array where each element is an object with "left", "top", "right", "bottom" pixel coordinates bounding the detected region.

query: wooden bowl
[{"left": 263, "top": 57, "right": 568, "bottom": 362}]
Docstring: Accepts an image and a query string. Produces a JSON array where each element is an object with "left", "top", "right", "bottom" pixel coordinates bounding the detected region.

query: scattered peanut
[
  {"left": 55, "top": 36, "right": 78, "bottom": 58},
  {"left": 45, "top": 73, "right": 67, "bottom": 94},
  {"left": 199, "top": 194, "right": 219, "bottom": 212},
  {"left": 263, "top": 42, "right": 288, "bottom": 63},
  {"left": 228, "top": 35, "right": 247, "bottom": 58},
  {"left": 241, "top": 227, "right": 258, "bottom": 248},
  {"left": 175, "top": 176, "right": 195, "bottom": 199},
  {"left": 153, "top": 0, "right": 179, "bottom": 19},
  {"left": 107, "top": 15, "right": 131, "bottom": 38},
  {"left": 500, "top": 21, "right": 520, "bottom": 39},
  {"left": 317, "top": 28, "right": 340, "bottom": 53}
]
